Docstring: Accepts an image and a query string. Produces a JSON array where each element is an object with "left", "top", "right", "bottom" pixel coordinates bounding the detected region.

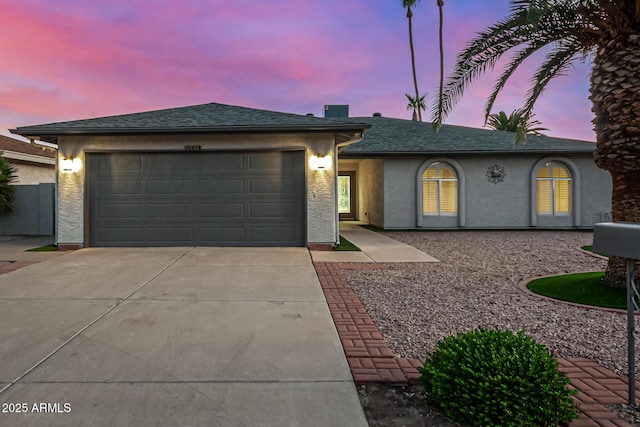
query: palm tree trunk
[
  {"left": 603, "top": 171, "right": 640, "bottom": 287},
  {"left": 407, "top": 7, "right": 422, "bottom": 122},
  {"left": 590, "top": 33, "right": 640, "bottom": 287},
  {"left": 437, "top": 0, "right": 444, "bottom": 125}
]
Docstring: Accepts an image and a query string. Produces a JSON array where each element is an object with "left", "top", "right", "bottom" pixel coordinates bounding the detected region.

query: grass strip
[
  {"left": 336, "top": 235, "right": 361, "bottom": 251},
  {"left": 27, "top": 244, "right": 58, "bottom": 252},
  {"left": 581, "top": 245, "right": 609, "bottom": 258},
  {"left": 526, "top": 271, "right": 626, "bottom": 310},
  {"left": 359, "top": 224, "right": 384, "bottom": 232}
]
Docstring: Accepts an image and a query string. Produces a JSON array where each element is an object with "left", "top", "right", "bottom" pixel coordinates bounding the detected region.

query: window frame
[
  {"left": 529, "top": 157, "right": 581, "bottom": 227},
  {"left": 536, "top": 161, "right": 573, "bottom": 216},
  {"left": 421, "top": 162, "right": 458, "bottom": 217}
]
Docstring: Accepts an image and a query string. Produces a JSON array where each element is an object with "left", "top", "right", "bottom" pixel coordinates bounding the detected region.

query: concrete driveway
[{"left": 0, "top": 247, "right": 367, "bottom": 426}]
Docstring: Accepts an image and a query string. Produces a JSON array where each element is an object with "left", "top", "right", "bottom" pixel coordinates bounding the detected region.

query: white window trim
[
  {"left": 416, "top": 158, "right": 466, "bottom": 227},
  {"left": 530, "top": 157, "right": 581, "bottom": 227}
]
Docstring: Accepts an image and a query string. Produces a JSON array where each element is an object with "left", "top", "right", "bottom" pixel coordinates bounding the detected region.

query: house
[
  {"left": 330, "top": 106, "right": 612, "bottom": 230},
  {"left": 11, "top": 103, "right": 370, "bottom": 249},
  {"left": 10, "top": 101, "right": 611, "bottom": 249},
  {"left": 0, "top": 134, "right": 56, "bottom": 184}
]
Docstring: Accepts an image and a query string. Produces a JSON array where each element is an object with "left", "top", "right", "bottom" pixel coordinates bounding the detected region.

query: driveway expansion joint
[{"left": 313, "top": 261, "right": 637, "bottom": 426}]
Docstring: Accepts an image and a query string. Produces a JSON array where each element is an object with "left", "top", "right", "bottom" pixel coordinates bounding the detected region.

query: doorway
[{"left": 338, "top": 172, "right": 356, "bottom": 220}]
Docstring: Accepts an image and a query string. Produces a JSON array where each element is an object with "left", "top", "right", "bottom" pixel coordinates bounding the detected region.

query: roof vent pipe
[
  {"left": 372, "top": 112, "right": 382, "bottom": 117},
  {"left": 306, "top": 113, "right": 315, "bottom": 116}
]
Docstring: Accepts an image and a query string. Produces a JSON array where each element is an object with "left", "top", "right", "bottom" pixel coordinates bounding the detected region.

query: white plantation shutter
[
  {"left": 536, "top": 161, "right": 572, "bottom": 215},
  {"left": 537, "top": 180, "right": 553, "bottom": 214},
  {"left": 422, "top": 162, "right": 457, "bottom": 216},
  {"left": 441, "top": 181, "right": 457, "bottom": 214},
  {"left": 555, "top": 180, "right": 571, "bottom": 213},
  {"left": 422, "top": 180, "right": 438, "bottom": 214}
]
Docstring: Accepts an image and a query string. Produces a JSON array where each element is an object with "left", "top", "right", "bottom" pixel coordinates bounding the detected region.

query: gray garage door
[{"left": 88, "top": 151, "right": 305, "bottom": 247}]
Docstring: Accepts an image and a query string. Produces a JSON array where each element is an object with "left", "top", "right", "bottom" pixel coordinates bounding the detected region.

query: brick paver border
[
  {"left": 0, "top": 261, "right": 38, "bottom": 276},
  {"left": 2, "top": 256, "right": 638, "bottom": 425},
  {"left": 314, "top": 261, "right": 638, "bottom": 427}
]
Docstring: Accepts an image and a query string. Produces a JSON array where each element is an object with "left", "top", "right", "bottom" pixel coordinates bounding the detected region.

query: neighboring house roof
[
  {"left": 0, "top": 135, "right": 55, "bottom": 158},
  {"left": 11, "top": 102, "right": 371, "bottom": 143},
  {"left": 340, "top": 116, "right": 596, "bottom": 156},
  {"left": 0, "top": 134, "right": 56, "bottom": 166}
]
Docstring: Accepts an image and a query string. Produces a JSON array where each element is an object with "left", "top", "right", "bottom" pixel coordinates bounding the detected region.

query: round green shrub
[{"left": 419, "top": 327, "right": 578, "bottom": 426}]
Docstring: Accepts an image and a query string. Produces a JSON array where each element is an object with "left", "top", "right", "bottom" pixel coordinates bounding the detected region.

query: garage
[
  {"left": 87, "top": 151, "right": 305, "bottom": 247},
  {"left": 12, "top": 101, "right": 369, "bottom": 249}
]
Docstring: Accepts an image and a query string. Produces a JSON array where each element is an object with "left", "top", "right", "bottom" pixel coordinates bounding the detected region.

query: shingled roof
[
  {"left": 340, "top": 116, "right": 595, "bottom": 155},
  {"left": 11, "top": 102, "right": 370, "bottom": 143},
  {"left": 0, "top": 134, "right": 55, "bottom": 158}
]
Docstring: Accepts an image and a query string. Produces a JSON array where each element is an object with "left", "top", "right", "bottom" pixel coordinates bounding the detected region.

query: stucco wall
[
  {"left": 381, "top": 154, "right": 611, "bottom": 229},
  {"left": 357, "top": 159, "right": 384, "bottom": 227},
  {"left": 56, "top": 133, "right": 340, "bottom": 247},
  {"left": 10, "top": 162, "right": 55, "bottom": 185}
]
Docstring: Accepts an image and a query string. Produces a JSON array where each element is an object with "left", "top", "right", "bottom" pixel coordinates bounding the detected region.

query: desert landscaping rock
[{"left": 343, "top": 230, "right": 637, "bottom": 378}]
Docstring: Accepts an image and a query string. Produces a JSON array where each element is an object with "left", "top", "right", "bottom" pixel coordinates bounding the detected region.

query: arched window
[
  {"left": 422, "top": 162, "right": 458, "bottom": 216},
  {"left": 536, "top": 161, "right": 572, "bottom": 215}
]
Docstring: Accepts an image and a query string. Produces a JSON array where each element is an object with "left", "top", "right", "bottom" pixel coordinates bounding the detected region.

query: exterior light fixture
[
  {"left": 60, "top": 158, "right": 82, "bottom": 173},
  {"left": 309, "top": 155, "right": 331, "bottom": 170}
]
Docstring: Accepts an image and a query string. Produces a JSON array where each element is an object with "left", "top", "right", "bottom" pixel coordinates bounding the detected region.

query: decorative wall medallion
[{"left": 486, "top": 164, "right": 506, "bottom": 184}]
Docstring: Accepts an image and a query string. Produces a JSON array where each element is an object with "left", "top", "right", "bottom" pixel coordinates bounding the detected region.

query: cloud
[{"left": 0, "top": 0, "right": 595, "bottom": 141}]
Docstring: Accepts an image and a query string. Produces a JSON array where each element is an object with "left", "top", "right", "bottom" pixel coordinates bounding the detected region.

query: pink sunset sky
[{"left": 0, "top": 0, "right": 594, "bottom": 141}]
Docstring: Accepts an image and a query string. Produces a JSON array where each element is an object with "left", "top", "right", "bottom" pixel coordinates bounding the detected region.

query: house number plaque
[{"left": 184, "top": 145, "right": 202, "bottom": 152}]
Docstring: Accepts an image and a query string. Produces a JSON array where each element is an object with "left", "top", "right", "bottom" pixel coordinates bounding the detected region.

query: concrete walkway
[
  {"left": 0, "top": 236, "right": 66, "bottom": 262},
  {"left": 311, "top": 222, "right": 439, "bottom": 263},
  {"left": 0, "top": 246, "right": 367, "bottom": 427}
]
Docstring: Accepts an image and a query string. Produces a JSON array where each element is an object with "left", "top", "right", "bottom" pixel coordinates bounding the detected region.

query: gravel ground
[
  {"left": 350, "top": 230, "right": 640, "bottom": 423},
  {"left": 343, "top": 230, "right": 637, "bottom": 377}
]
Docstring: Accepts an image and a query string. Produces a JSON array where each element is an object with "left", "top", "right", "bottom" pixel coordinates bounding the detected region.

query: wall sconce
[
  {"left": 309, "top": 155, "right": 332, "bottom": 170},
  {"left": 60, "top": 158, "right": 82, "bottom": 173}
]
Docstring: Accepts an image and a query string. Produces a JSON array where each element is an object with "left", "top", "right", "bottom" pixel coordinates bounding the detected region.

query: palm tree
[
  {"left": 432, "top": 0, "right": 640, "bottom": 287},
  {"left": 435, "top": 0, "right": 445, "bottom": 126},
  {"left": 403, "top": 0, "right": 423, "bottom": 121},
  {"left": 406, "top": 93, "right": 427, "bottom": 121},
  {"left": 0, "top": 151, "right": 16, "bottom": 215},
  {"left": 486, "top": 109, "right": 549, "bottom": 141}
]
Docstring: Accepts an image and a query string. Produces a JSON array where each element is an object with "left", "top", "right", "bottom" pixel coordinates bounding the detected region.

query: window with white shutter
[
  {"left": 536, "top": 161, "right": 572, "bottom": 216},
  {"left": 422, "top": 162, "right": 458, "bottom": 216}
]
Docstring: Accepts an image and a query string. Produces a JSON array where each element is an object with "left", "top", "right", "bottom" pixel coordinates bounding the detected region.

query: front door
[{"left": 338, "top": 172, "right": 356, "bottom": 220}]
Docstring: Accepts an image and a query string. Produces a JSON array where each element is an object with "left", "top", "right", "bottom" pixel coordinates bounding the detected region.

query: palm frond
[
  {"left": 432, "top": 0, "right": 587, "bottom": 130},
  {"left": 486, "top": 109, "right": 549, "bottom": 144},
  {"left": 432, "top": 14, "right": 526, "bottom": 128},
  {"left": 483, "top": 42, "right": 547, "bottom": 124},
  {"left": 520, "top": 40, "right": 582, "bottom": 121},
  {"left": 483, "top": 10, "right": 583, "bottom": 122},
  {"left": 432, "top": 4, "right": 556, "bottom": 128},
  {"left": 402, "top": 0, "right": 421, "bottom": 8}
]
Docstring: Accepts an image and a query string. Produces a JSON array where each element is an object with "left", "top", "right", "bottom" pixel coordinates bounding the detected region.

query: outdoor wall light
[
  {"left": 309, "top": 155, "right": 331, "bottom": 170},
  {"left": 60, "top": 158, "right": 82, "bottom": 173}
]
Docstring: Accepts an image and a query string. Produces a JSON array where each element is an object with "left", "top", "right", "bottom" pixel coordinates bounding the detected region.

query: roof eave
[
  {"left": 340, "top": 149, "right": 594, "bottom": 157},
  {"left": 11, "top": 123, "right": 372, "bottom": 144}
]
